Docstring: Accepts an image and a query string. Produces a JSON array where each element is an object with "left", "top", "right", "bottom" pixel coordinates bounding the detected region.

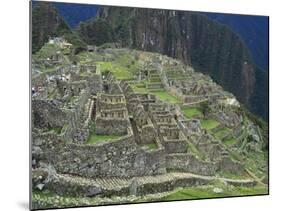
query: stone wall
[
  {"left": 86, "top": 74, "right": 103, "bottom": 95},
  {"left": 166, "top": 153, "right": 217, "bottom": 175},
  {"left": 97, "top": 99, "right": 126, "bottom": 110},
  {"left": 32, "top": 100, "right": 68, "bottom": 129},
  {"left": 208, "top": 109, "right": 242, "bottom": 128},
  {"left": 184, "top": 95, "right": 206, "bottom": 104},
  {"left": 134, "top": 148, "right": 166, "bottom": 176},
  {"left": 95, "top": 118, "right": 130, "bottom": 135},
  {"left": 197, "top": 142, "right": 223, "bottom": 161},
  {"left": 68, "top": 80, "right": 88, "bottom": 96},
  {"left": 34, "top": 134, "right": 167, "bottom": 178},
  {"left": 138, "top": 124, "right": 157, "bottom": 145},
  {"left": 218, "top": 156, "right": 244, "bottom": 174},
  {"left": 32, "top": 168, "right": 103, "bottom": 197},
  {"left": 108, "top": 82, "right": 123, "bottom": 94},
  {"left": 162, "top": 138, "right": 188, "bottom": 154},
  {"left": 131, "top": 175, "right": 209, "bottom": 196},
  {"left": 165, "top": 152, "right": 243, "bottom": 175},
  {"left": 64, "top": 90, "right": 91, "bottom": 141}
]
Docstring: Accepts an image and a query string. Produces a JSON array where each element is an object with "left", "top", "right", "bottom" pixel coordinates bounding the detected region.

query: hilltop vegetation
[{"left": 32, "top": 2, "right": 86, "bottom": 54}]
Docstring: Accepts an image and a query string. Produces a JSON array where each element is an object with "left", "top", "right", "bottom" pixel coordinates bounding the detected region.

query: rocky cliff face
[
  {"left": 77, "top": 7, "right": 268, "bottom": 120},
  {"left": 32, "top": 2, "right": 85, "bottom": 53}
]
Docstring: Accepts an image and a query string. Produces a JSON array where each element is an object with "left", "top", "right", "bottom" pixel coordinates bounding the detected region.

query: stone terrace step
[
  {"left": 146, "top": 82, "right": 163, "bottom": 89},
  {"left": 149, "top": 77, "right": 161, "bottom": 83},
  {"left": 150, "top": 73, "right": 160, "bottom": 77},
  {"left": 44, "top": 172, "right": 257, "bottom": 198},
  {"left": 94, "top": 177, "right": 130, "bottom": 190},
  {"left": 148, "top": 88, "right": 165, "bottom": 92}
]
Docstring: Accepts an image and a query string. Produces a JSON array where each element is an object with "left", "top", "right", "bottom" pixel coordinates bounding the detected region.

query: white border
[{"left": 1, "top": 0, "right": 280, "bottom": 211}]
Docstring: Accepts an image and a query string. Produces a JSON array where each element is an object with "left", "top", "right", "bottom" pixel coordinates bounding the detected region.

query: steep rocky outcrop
[
  {"left": 205, "top": 13, "right": 269, "bottom": 71},
  {"left": 32, "top": 2, "right": 86, "bottom": 53},
  {"left": 77, "top": 7, "right": 268, "bottom": 120}
]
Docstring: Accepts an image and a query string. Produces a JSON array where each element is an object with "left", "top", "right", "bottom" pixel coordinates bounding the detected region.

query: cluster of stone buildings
[
  {"left": 32, "top": 62, "right": 102, "bottom": 145},
  {"left": 32, "top": 45, "right": 264, "bottom": 202}
]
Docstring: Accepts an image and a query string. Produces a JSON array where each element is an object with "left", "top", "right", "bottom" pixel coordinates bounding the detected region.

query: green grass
[
  {"left": 79, "top": 71, "right": 92, "bottom": 77},
  {"left": 131, "top": 85, "right": 147, "bottom": 93},
  {"left": 151, "top": 91, "right": 181, "bottom": 104},
  {"left": 33, "top": 183, "right": 268, "bottom": 209},
  {"left": 86, "top": 133, "right": 123, "bottom": 144},
  {"left": 98, "top": 61, "right": 134, "bottom": 80},
  {"left": 162, "top": 185, "right": 268, "bottom": 201},
  {"left": 36, "top": 43, "right": 60, "bottom": 59},
  {"left": 244, "top": 151, "right": 267, "bottom": 178},
  {"left": 32, "top": 191, "right": 100, "bottom": 209},
  {"left": 182, "top": 107, "right": 203, "bottom": 118},
  {"left": 223, "top": 137, "right": 237, "bottom": 146},
  {"left": 76, "top": 51, "right": 104, "bottom": 63},
  {"left": 33, "top": 181, "right": 268, "bottom": 209},
  {"left": 187, "top": 141, "right": 204, "bottom": 160},
  {"left": 116, "top": 53, "right": 139, "bottom": 73},
  {"left": 41, "top": 66, "right": 58, "bottom": 74},
  {"left": 48, "top": 127, "right": 62, "bottom": 134},
  {"left": 95, "top": 52, "right": 139, "bottom": 80},
  {"left": 228, "top": 149, "right": 244, "bottom": 162},
  {"left": 201, "top": 119, "right": 220, "bottom": 130},
  {"left": 146, "top": 143, "right": 158, "bottom": 150},
  {"left": 217, "top": 171, "right": 250, "bottom": 180},
  {"left": 214, "top": 127, "right": 231, "bottom": 140}
]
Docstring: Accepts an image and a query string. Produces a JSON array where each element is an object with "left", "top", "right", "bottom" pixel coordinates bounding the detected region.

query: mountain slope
[
  {"left": 76, "top": 6, "right": 268, "bottom": 120},
  {"left": 32, "top": 2, "right": 86, "bottom": 53},
  {"left": 204, "top": 13, "right": 269, "bottom": 71},
  {"left": 50, "top": 2, "right": 268, "bottom": 72}
]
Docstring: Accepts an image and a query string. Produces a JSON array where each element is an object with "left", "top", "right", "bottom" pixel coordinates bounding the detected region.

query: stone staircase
[
  {"left": 83, "top": 99, "right": 94, "bottom": 128},
  {"left": 93, "top": 177, "right": 130, "bottom": 190}
]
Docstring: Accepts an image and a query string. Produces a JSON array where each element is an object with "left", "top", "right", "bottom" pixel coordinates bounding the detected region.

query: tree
[{"left": 200, "top": 101, "right": 211, "bottom": 118}]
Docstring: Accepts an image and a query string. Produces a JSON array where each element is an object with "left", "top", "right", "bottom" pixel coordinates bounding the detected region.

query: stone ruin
[
  {"left": 96, "top": 93, "right": 130, "bottom": 135},
  {"left": 32, "top": 50, "right": 262, "bottom": 203}
]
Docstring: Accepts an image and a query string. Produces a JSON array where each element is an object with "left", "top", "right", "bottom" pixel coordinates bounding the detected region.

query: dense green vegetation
[
  {"left": 32, "top": 2, "right": 86, "bottom": 54},
  {"left": 77, "top": 7, "right": 134, "bottom": 47},
  {"left": 77, "top": 18, "right": 114, "bottom": 46}
]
